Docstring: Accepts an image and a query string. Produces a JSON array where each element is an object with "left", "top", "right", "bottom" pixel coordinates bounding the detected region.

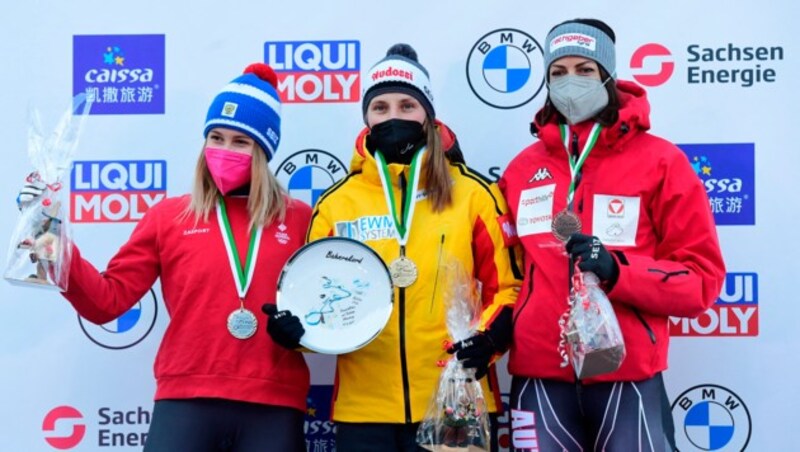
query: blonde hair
[
  {"left": 185, "top": 143, "right": 286, "bottom": 230},
  {"left": 421, "top": 121, "right": 452, "bottom": 212}
]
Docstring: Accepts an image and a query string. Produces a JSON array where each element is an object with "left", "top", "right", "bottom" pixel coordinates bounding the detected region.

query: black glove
[
  {"left": 261, "top": 304, "right": 305, "bottom": 350},
  {"left": 447, "top": 333, "right": 496, "bottom": 380},
  {"left": 446, "top": 306, "right": 513, "bottom": 380},
  {"left": 566, "top": 233, "right": 619, "bottom": 286}
]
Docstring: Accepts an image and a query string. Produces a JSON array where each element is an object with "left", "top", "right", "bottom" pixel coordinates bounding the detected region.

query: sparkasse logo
[
  {"left": 630, "top": 43, "right": 675, "bottom": 87},
  {"left": 265, "top": 41, "right": 360, "bottom": 103},
  {"left": 43, "top": 406, "right": 86, "bottom": 450}
]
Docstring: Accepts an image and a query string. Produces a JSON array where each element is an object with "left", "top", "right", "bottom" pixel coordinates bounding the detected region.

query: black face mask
[{"left": 368, "top": 119, "right": 426, "bottom": 165}]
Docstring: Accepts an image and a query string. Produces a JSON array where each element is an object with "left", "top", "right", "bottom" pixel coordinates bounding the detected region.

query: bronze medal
[{"left": 552, "top": 210, "right": 582, "bottom": 242}]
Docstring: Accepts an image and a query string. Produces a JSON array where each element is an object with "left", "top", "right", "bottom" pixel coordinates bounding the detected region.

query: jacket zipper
[
  {"left": 632, "top": 307, "right": 657, "bottom": 344},
  {"left": 398, "top": 172, "right": 412, "bottom": 423},
  {"left": 512, "top": 264, "right": 535, "bottom": 327},
  {"left": 647, "top": 268, "right": 690, "bottom": 283},
  {"left": 429, "top": 234, "right": 445, "bottom": 313}
]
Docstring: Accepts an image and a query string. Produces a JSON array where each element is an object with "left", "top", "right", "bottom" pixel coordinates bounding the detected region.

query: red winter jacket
[
  {"left": 63, "top": 195, "right": 312, "bottom": 410},
  {"left": 499, "top": 80, "right": 726, "bottom": 383}
]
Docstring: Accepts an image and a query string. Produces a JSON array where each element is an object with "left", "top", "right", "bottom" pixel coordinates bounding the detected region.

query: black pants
[
  {"left": 144, "top": 398, "right": 305, "bottom": 452},
  {"left": 509, "top": 373, "right": 676, "bottom": 451},
  {"left": 335, "top": 414, "right": 499, "bottom": 452}
]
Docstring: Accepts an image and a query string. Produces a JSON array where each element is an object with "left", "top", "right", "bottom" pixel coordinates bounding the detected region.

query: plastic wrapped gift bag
[
  {"left": 4, "top": 94, "right": 92, "bottom": 291},
  {"left": 417, "top": 261, "right": 491, "bottom": 451},
  {"left": 565, "top": 270, "right": 626, "bottom": 379}
]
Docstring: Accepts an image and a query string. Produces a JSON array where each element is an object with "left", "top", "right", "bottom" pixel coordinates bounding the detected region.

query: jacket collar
[{"left": 350, "top": 119, "right": 458, "bottom": 186}]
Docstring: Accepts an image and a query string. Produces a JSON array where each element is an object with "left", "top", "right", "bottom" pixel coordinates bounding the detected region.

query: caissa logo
[
  {"left": 672, "top": 384, "right": 751, "bottom": 451},
  {"left": 43, "top": 406, "right": 85, "bottom": 450},
  {"left": 630, "top": 43, "right": 675, "bottom": 87},
  {"left": 275, "top": 149, "right": 346, "bottom": 207},
  {"left": 467, "top": 29, "right": 545, "bottom": 109},
  {"left": 79, "top": 288, "right": 159, "bottom": 349}
]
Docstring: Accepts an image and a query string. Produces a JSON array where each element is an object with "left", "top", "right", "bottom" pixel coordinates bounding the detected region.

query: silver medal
[{"left": 227, "top": 308, "right": 258, "bottom": 339}]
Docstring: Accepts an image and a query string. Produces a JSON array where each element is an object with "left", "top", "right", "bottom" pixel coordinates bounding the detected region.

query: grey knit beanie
[{"left": 544, "top": 19, "right": 616, "bottom": 79}]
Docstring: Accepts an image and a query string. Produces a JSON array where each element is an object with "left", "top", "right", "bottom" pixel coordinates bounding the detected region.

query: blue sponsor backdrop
[{"left": 73, "top": 35, "right": 165, "bottom": 115}]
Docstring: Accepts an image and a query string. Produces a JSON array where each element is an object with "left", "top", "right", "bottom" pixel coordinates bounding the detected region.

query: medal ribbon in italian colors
[
  {"left": 216, "top": 197, "right": 263, "bottom": 299},
  {"left": 559, "top": 123, "right": 602, "bottom": 208}
]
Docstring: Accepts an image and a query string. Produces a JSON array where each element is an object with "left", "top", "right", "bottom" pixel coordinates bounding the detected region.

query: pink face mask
[{"left": 204, "top": 147, "right": 252, "bottom": 195}]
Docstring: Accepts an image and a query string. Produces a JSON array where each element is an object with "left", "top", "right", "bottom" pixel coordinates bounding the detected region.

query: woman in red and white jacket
[
  {"left": 499, "top": 19, "right": 725, "bottom": 451},
  {"left": 21, "top": 64, "right": 311, "bottom": 452}
]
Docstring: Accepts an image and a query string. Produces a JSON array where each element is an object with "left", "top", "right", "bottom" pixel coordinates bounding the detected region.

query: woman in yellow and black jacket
[{"left": 264, "top": 44, "right": 522, "bottom": 451}]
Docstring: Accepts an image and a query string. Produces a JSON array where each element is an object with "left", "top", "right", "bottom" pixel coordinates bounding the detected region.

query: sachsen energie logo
[
  {"left": 678, "top": 143, "right": 755, "bottom": 225},
  {"left": 630, "top": 43, "right": 675, "bottom": 87},
  {"left": 73, "top": 35, "right": 165, "bottom": 114},
  {"left": 671, "top": 272, "right": 758, "bottom": 337},
  {"left": 43, "top": 405, "right": 152, "bottom": 449},
  {"left": 43, "top": 406, "right": 86, "bottom": 450},
  {"left": 71, "top": 160, "right": 167, "bottom": 222},
  {"left": 672, "top": 384, "right": 751, "bottom": 451},
  {"left": 265, "top": 41, "right": 360, "bottom": 103},
  {"left": 630, "top": 41, "right": 783, "bottom": 88}
]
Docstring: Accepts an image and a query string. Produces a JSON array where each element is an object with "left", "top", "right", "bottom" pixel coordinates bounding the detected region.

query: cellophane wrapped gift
[
  {"left": 4, "top": 94, "right": 92, "bottom": 291},
  {"left": 565, "top": 270, "right": 626, "bottom": 379},
  {"left": 417, "top": 261, "right": 491, "bottom": 451}
]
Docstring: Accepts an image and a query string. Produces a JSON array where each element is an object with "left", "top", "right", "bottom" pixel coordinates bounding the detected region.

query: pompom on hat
[
  {"left": 543, "top": 18, "right": 617, "bottom": 79},
  {"left": 361, "top": 43, "right": 435, "bottom": 122},
  {"left": 204, "top": 63, "right": 282, "bottom": 161}
]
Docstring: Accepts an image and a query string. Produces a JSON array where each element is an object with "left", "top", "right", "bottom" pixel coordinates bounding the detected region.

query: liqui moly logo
[
  {"left": 264, "top": 40, "right": 360, "bottom": 103},
  {"left": 670, "top": 272, "right": 758, "bottom": 337},
  {"left": 71, "top": 160, "right": 167, "bottom": 222}
]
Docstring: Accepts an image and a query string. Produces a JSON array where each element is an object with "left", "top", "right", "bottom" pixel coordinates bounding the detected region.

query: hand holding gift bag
[
  {"left": 562, "top": 264, "right": 626, "bottom": 379},
  {"left": 5, "top": 94, "right": 92, "bottom": 291},
  {"left": 417, "top": 261, "right": 491, "bottom": 451}
]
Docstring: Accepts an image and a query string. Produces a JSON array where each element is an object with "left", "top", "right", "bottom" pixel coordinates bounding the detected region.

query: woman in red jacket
[
  {"left": 499, "top": 19, "right": 725, "bottom": 451},
  {"left": 22, "top": 64, "right": 311, "bottom": 451}
]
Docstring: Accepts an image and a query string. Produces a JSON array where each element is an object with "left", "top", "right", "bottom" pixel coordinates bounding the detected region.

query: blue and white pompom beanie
[{"left": 204, "top": 63, "right": 282, "bottom": 161}]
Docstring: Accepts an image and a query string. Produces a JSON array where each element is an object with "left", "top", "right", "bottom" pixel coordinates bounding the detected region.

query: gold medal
[
  {"left": 388, "top": 255, "right": 418, "bottom": 288},
  {"left": 552, "top": 209, "right": 582, "bottom": 242},
  {"left": 227, "top": 307, "right": 258, "bottom": 339}
]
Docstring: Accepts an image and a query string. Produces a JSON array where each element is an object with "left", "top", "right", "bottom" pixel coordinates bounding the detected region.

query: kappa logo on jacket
[
  {"left": 528, "top": 167, "right": 553, "bottom": 183},
  {"left": 274, "top": 223, "right": 291, "bottom": 245}
]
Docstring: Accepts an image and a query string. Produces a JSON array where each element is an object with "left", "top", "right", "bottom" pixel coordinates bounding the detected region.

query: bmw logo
[
  {"left": 275, "top": 149, "right": 347, "bottom": 208},
  {"left": 672, "top": 384, "right": 751, "bottom": 451},
  {"left": 466, "top": 28, "right": 545, "bottom": 109},
  {"left": 79, "top": 288, "right": 159, "bottom": 350}
]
